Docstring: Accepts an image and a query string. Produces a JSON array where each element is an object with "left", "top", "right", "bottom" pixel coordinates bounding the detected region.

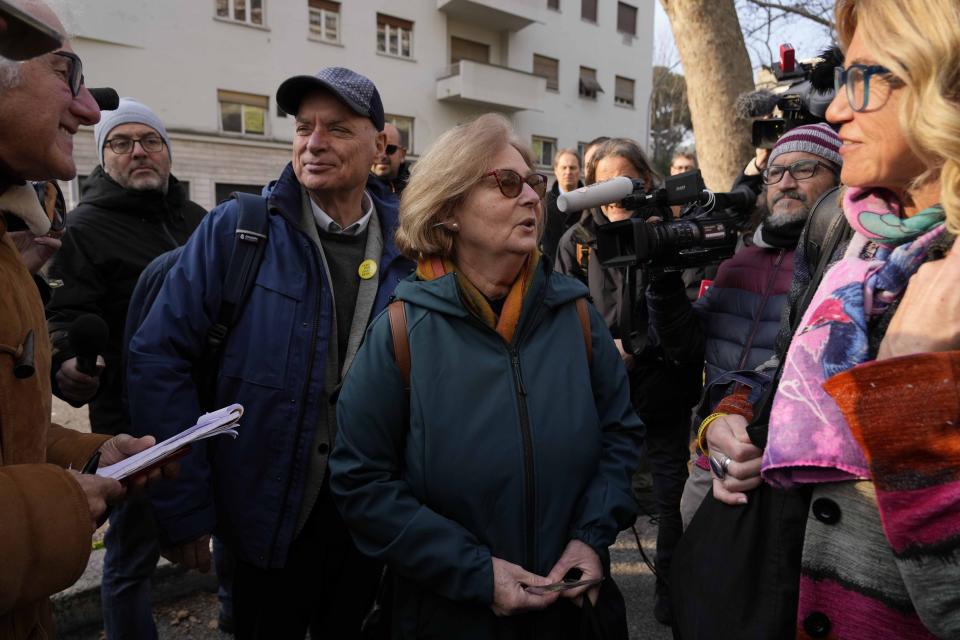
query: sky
[{"left": 652, "top": 2, "right": 834, "bottom": 75}]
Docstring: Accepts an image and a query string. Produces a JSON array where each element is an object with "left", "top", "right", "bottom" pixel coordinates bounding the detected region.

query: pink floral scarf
[{"left": 762, "top": 187, "right": 946, "bottom": 489}]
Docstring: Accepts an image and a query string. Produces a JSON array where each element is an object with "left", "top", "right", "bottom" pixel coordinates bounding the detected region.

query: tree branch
[{"left": 743, "top": 0, "right": 834, "bottom": 28}]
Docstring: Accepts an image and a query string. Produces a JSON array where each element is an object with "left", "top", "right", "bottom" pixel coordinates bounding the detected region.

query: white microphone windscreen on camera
[{"left": 557, "top": 176, "right": 635, "bottom": 213}]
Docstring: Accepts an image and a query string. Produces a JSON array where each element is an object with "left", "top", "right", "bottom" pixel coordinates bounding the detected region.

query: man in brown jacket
[{"left": 0, "top": 2, "right": 172, "bottom": 637}]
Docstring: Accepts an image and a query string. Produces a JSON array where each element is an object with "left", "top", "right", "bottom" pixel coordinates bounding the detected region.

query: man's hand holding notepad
[{"left": 96, "top": 404, "right": 244, "bottom": 481}]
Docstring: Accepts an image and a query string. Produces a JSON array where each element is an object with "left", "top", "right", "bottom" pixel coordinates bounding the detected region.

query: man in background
[
  {"left": 370, "top": 121, "right": 408, "bottom": 195},
  {"left": 45, "top": 97, "right": 205, "bottom": 640},
  {"left": 669, "top": 150, "right": 697, "bottom": 175},
  {"left": 541, "top": 147, "right": 582, "bottom": 262}
]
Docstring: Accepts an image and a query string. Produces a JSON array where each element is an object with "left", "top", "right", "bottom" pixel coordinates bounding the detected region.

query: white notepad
[{"left": 96, "top": 404, "right": 244, "bottom": 481}]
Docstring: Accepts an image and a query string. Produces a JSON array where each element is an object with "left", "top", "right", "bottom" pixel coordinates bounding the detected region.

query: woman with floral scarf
[{"left": 727, "top": 0, "right": 960, "bottom": 637}]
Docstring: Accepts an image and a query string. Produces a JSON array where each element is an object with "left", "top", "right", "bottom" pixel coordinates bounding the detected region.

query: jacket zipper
[
  {"left": 508, "top": 345, "right": 536, "bottom": 570},
  {"left": 737, "top": 249, "right": 785, "bottom": 369},
  {"left": 266, "top": 235, "right": 322, "bottom": 566}
]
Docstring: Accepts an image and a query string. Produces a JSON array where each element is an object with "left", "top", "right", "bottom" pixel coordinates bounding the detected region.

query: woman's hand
[
  {"left": 706, "top": 414, "right": 763, "bottom": 505},
  {"left": 545, "top": 539, "right": 603, "bottom": 606},
  {"left": 878, "top": 240, "right": 960, "bottom": 359},
  {"left": 490, "top": 557, "right": 558, "bottom": 617}
]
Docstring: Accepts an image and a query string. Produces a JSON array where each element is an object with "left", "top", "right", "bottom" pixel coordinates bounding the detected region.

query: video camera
[
  {"left": 557, "top": 170, "right": 753, "bottom": 271},
  {"left": 737, "top": 44, "right": 841, "bottom": 148}
]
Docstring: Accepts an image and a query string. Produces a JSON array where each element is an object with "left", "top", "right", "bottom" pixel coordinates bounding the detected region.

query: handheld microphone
[
  {"left": 68, "top": 314, "right": 109, "bottom": 377},
  {"left": 89, "top": 87, "right": 120, "bottom": 111},
  {"left": 557, "top": 176, "right": 635, "bottom": 213}
]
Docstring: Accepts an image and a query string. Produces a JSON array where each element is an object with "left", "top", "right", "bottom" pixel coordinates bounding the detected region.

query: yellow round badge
[{"left": 358, "top": 259, "right": 378, "bottom": 280}]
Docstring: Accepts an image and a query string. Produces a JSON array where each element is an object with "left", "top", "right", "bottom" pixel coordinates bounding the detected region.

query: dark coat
[
  {"left": 556, "top": 209, "right": 703, "bottom": 421},
  {"left": 127, "top": 164, "right": 414, "bottom": 567},
  {"left": 330, "top": 263, "right": 642, "bottom": 638},
  {"left": 540, "top": 180, "right": 584, "bottom": 263},
  {"left": 45, "top": 166, "right": 205, "bottom": 435}
]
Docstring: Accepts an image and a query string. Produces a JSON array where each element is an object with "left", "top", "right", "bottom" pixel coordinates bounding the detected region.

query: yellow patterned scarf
[{"left": 416, "top": 252, "right": 540, "bottom": 343}]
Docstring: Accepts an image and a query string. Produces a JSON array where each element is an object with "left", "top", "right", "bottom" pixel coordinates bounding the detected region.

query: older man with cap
[
  {"left": 127, "top": 67, "right": 414, "bottom": 639},
  {"left": 0, "top": 2, "right": 178, "bottom": 638},
  {"left": 43, "top": 97, "right": 204, "bottom": 640}
]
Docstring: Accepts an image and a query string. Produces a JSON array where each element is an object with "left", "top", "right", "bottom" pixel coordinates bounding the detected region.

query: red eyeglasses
[{"left": 484, "top": 169, "right": 548, "bottom": 199}]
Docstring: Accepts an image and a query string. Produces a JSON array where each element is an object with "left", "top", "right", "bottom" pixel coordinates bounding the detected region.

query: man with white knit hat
[{"left": 45, "top": 96, "right": 205, "bottom": 640}]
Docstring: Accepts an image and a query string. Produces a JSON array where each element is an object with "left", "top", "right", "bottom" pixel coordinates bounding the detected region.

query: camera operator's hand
[
  {"left": 706, "top": 414, "right": 763, "bottom": 505},
  {"left": 745, "top": 148, "right": 770, "bottom": 176},
  {"left": 613, "top": 339, "right": 635, "bottom": 371},
  {"left": 56, "top": 356, "right": 104, "bottom": 403}
]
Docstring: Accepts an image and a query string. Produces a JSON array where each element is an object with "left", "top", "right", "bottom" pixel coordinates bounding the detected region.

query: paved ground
[{"left": 53, "top": 397, "right": 675, "bottom": 640}]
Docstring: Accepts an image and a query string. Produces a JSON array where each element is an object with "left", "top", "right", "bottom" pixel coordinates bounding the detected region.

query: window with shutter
[
  {"left": 617, "top": 2, "right": 637, "bottom": 35},
  {"left": 581, "top": 0, "right": 597, "bottom": 22},
  {"left": 615, "top": 76, "right": 634, "bottom": 107},
  {"left": 308, "top": 0, "right": 340, "bottom": 42},
  {"left": 451, "top": 37, "right": 490, "bottom": 64},
  {"left": 377, "top": 13, "right": 414, "bottom": 58},
  {"left": 579, "top": 66, "right": 603, "bottom": 99},
  {"left": 533, "top": 54, "right": 559, "bottom": 92},
  {"left": 218, "top": 90, "right": 269, "bottom": 135}
]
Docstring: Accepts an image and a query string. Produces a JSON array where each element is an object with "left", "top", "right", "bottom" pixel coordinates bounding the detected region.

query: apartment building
[{"left": 65, "top": 0, "right": 654, "bottom": 209}]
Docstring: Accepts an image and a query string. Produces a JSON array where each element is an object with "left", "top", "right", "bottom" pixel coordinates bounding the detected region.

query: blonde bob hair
[
  {"left": 836, "top": 0, "right": 960, "bottom": 232},
  {"left": 396, "top": 113, "right": 534, "bottom": 260}
]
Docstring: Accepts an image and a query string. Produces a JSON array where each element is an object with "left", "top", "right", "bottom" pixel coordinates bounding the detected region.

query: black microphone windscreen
[
  {"left": 90, "top": 87, "right": 120, "bottom": 111},
  {"left": 735, "top": 90, "right": 780, "bottom": 119},
  {"left": 69, "top": 314, "right": 109, "bottom": 356}
]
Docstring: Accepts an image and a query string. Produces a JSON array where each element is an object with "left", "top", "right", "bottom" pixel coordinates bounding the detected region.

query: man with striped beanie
[{"left": 646, "top": 122, "right": 843, "bottom": 581}]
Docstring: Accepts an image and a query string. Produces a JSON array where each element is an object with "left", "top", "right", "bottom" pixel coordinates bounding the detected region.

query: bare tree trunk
[{"left": 659, "top": 0, "right": 755, "bottom": 190}]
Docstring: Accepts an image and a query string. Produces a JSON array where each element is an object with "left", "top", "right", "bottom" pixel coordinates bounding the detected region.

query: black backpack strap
[
  {"left": 197, "top": 192, "right": 269, "bottom": 408},
  {"left": 207, "top": 192, "right": 270, "bottom": 349}
]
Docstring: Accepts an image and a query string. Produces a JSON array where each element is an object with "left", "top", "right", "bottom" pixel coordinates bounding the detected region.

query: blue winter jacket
[
  {"left": 127, "top": 164, "right": 414, "bottom": 567},
  {"left": 330, "top": 262, "right": 643, "bottom": 635}
]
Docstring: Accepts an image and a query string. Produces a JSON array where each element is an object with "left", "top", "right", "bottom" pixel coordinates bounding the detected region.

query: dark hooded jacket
[
  {"left": 46, "top": 166, "right": 205, "bottom": 435},
  {"left": 330, "top": 263, "right": 643, "bottom": 638},
  {"left": 556, "top": 208, "right": 704, "bottom": 421}
]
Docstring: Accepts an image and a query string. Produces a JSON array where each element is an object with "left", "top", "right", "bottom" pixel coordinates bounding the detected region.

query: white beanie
[{"left": 93, "top": 98, "right": 171, "bottom": 165}]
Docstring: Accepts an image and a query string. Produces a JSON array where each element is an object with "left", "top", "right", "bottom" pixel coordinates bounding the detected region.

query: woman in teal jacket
[{"left": 330, "top": 114, "right": 644, "bottom": 639}]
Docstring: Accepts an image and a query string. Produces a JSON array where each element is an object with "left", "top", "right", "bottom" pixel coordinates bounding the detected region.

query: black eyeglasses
[
  {"left": 762, "top": 159, "right": 837, "bottom": 185},
  {"left": 52, "top": 51, "right": 84, "bottom": 97},
  {"left": 104, "top": 135, "right": 166, "bottom": 155},
  {"left": 384, "top": 144, "right": 403, "bottom": 155},
  {"left": 484, "top": 169, "right": 548, "bottom": 199},
  {"left": 833, "top": 64, "right": 900, "bottom": 112}
]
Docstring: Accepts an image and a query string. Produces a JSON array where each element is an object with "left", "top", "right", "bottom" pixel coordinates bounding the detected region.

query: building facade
[{"left": 64, "top": 0, "right": 654, "bottom": 210}]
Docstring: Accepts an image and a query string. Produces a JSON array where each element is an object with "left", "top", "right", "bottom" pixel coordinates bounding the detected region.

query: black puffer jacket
[
  {"left": 46, "top": 166, "right": 205, "bottom": 435},
  {"left": 556, "top": 208, "right": 703, "bottom": 421}
]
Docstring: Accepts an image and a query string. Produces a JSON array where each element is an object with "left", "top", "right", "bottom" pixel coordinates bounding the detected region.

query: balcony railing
[
  {"left": 436, "top": 0, "right": 545, "bottom": 32},
  {"left": 437, "top": 60, "right": 547, "bottom": 112}
]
